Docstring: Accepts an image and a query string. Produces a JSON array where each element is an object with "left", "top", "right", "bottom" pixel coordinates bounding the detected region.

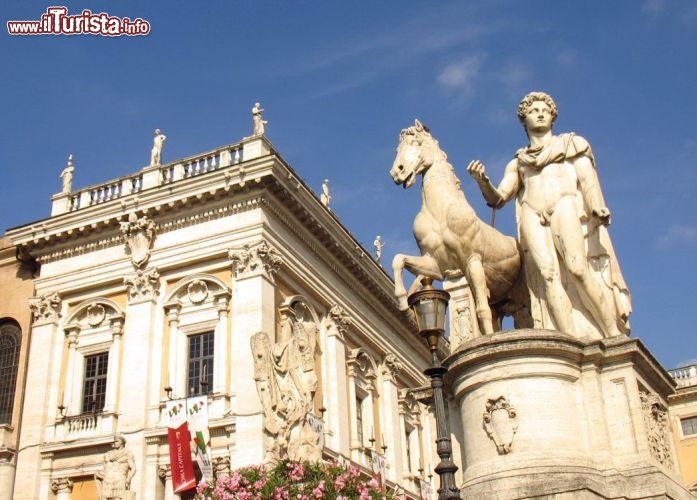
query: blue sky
[{"left": 2, "top": 1, "right": 696, "bottom": 369}]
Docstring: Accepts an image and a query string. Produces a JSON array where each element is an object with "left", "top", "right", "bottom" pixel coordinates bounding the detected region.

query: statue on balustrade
[
  {"left": 251, "top": 298, "right": 321, "bottom": 463},
  {"left": 150, "top": 128, "right": 166, "bottom": 166},
  {"left": 96, "top": 435, "right": 135, "bottom": 500},
  {"left": 60, "top": 154, "right": 74, "bottom": 193},
  {"left": 467, "top": 91, "right": 631, "bottom": 339},
  {"left": 320, "top": 179, "right": 331, "bottom": 208},
  {"left": 252, "top": 102, "right": 267, "bottom": 135}
]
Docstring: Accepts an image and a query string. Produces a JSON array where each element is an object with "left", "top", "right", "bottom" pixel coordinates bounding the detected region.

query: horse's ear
[{"left": 414, "top": 119, "right": 423, "bottom": 131}]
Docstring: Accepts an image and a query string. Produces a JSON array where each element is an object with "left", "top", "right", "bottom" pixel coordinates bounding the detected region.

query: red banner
[{"left": 167, "top": 422, "right": 196, "bottom": 493}]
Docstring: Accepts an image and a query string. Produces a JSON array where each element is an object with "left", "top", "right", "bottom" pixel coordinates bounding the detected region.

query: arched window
[{"left": 0, "top": 320, "right": 21, "bottom": 424}]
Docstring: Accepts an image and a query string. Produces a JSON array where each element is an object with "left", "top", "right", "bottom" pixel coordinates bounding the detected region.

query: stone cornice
[{"left": 446, "top": 330, "right": 677, "bottom": 397}]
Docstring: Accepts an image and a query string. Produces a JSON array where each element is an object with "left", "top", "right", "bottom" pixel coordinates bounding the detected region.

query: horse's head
[{"left": 390, "top": 119, "right": 441, "bottom": 189}]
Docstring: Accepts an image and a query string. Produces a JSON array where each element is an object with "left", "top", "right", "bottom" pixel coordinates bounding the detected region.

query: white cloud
[
  {"left": 642, "top": 0, "right": 668, "bottom": 16},
  {"left": 656, "top": 225, "right": 697, "bottom": 248},
  {"left": 556, "top": 49, "right": 578, "bottom": 68},
  {"left": 437, "top": 54, "right": 485, "bottom": 97}
]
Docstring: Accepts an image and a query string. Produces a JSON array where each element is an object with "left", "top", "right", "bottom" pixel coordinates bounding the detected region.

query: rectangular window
[
  {"left": 405, "top": 428, "right": 413, "bottom": 472},
  {"left": 356, "top": 397, "right": 364, "bottom": 445},
  {"left": 82, "top": 352, "right": 108, "bottom": 413},
  {"left": 681, "top": 416, "right": 697, "bottom": 437},
  {"left": 188, "top": 332, "right": 214, "bottom": 397}
]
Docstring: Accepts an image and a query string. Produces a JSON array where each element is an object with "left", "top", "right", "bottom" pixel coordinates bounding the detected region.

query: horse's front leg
[
  {"left": 464, "top": 254, "right": 494, "bottom": 335},
  {"left": 392, "top": 253, "right": 443, "bottom": 310}
]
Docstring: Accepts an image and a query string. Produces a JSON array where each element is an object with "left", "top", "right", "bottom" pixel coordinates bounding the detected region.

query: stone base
[{"left": 445, "top": 330, "right": 693, "bottom": 499}]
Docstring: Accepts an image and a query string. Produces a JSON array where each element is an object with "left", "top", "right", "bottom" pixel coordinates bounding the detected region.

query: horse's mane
[{"left": 400, "top": 123, "right": 461, "bottom": 188}]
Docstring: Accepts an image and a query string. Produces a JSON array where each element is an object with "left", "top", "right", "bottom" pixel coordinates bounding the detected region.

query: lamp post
[{"left": 408, "top": 278, "right": 460, "bottom": 500}]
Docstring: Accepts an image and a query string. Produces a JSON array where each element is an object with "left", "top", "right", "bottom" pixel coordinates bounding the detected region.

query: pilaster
[
  {"left": 321, "top": 305, "right": 351, "bottom": 454},
  {"left": 228, "top": 240, "right": 281, "bottom": 468},
  {"left": 380, "top": 355, "right": 403, "bottom": 483},
  {"left": 15, "top": 293, "right": 63, "bottom": 500}
]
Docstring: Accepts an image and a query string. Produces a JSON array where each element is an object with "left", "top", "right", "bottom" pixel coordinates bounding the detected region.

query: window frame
[
  {"left": 681, "top": 415, "right": 697, "bottom": 437},
  {"left": 186, "top": 331, "right": 215, "bottom": 397},
  {"left": 0, "top": 321, "right": 21, "bottom": 424},
  {"left": 81, "top": 351, "right": 109, "bottom": 414}
]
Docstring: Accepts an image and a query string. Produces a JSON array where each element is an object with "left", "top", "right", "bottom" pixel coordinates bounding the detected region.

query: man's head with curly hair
[{"left": 517, "top": 92, "right": 558, "bottom": 127}]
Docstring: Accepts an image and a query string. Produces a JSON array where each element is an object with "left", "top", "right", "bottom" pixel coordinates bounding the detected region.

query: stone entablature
[{"left": 7, "top": 135, "right": 402, "bottom": 328}]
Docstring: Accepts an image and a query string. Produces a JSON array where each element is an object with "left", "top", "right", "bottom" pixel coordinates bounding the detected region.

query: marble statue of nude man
[
  {"left": 150, "top": 129, "right": 166, "bottom": 166},
  {"left": 467, "top": 92, "right": 630, "bottom": 339}
]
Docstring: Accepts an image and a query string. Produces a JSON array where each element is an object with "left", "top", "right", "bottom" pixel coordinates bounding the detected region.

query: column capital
[
  {"left": 29, "top": 292, "right": 62, "bottom": 325},
  {"left": 228, "top": 239, "right": 283, "bottom": 284},
  {"left": 124, "top": 267, "right": 161, "bottom": 304},
  {"left": 51, "top": 477, "right": 74, "bottom": 494},
  {"left": 324, "top": 304, "right": 351, "bottom": 340}
]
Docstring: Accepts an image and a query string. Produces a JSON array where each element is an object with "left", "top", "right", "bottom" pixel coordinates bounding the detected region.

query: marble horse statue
[{"left": 390, "top": 120, "right": 530, "bottom": 334}]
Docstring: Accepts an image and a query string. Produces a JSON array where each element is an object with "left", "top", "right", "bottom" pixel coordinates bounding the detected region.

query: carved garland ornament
[
  {"left": 483, "top": 396, "right": 518, "bottom": 455},
  {"left": 187, "top": 279, "right": 209, "bottom": 304},
  {"left": 86, "top": 303, "right": 106, "bottom": 327}
]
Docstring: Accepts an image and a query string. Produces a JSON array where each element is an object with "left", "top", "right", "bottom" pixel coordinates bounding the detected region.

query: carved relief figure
[
  {"left": 390, "top": 120, "right": 530, "bottom": 335},
  {"left": 640, "top": 391, "right": 673, "bottom": 469},
  {"left": 150, "top": 128, "right": 166, "bottom": 166},
  {"left": 120, "top": 213, "right": 156, "bottom": 268},
  {"left": 60, "top": 154, "right": 74, "bottom": 193},
  {"left": 252, "top": 102, "right": 267, "bottom": 135},
  {"left": 468, "top": 92, "right": 631, "bottom": 339},
  {"left": 250, "top": 298, "right": 321, "bottom": 463},
  {"left": 96, "top": 435, "right": 135, "bottom": 500}
]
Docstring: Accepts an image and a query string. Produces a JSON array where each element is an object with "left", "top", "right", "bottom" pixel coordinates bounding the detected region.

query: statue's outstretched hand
[
  {"left": 467, "top": 160, "right": 488, "bottom": 182},
  {"left": 592, "top": 207, "right": 611, "bottom": 226}
]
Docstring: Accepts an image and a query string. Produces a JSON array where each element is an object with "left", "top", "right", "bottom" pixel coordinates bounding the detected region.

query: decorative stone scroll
[
  {"left": 639, "top": 390, "right": 673, "bottom": 469},
  {"left": 250, "top": 296, "right": 321, "bottom": 463},
  {"left": 120, "top": 213, "right": 156, "bottom": 268},
  {"left": 323, "top": 304, "right": 351, "bottom": 340},
  {"left": 29, "top": 292, "right": 62, "bottom": 325},
  {"left": 482, "top": 396, "right": 518, "bottom": 455},
  {"left": 229, "top": 240, "right": 283, "bottom": 284},
  {"left": 124, "top": 267, "right": 160, "bottom": 303}
]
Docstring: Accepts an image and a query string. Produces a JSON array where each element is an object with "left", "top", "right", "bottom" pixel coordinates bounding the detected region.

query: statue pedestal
[{"left": 446, "top": 330, "right": 692, "bottom": 499}]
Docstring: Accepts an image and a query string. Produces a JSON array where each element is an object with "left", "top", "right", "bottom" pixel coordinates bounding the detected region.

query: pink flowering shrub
[{"left": 195, "top": 459, "right": 393, "bottom": 499}]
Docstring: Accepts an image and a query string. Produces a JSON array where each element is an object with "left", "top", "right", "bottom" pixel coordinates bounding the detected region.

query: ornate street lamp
[{"left": 408, "top": 278, "right": 460, "bottom": 500}]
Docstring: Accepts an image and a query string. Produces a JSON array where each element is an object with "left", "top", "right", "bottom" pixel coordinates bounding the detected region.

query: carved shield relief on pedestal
[{"left": 483, "top": 396, "right": 518, "bottom": 455}]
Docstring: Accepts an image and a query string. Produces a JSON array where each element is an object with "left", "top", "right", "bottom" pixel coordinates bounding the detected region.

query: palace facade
[{"left": 5, "top": 134, "right": 448, "bottom": 499}]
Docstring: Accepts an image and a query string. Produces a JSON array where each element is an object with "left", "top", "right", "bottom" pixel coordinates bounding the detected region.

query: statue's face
[{"left": 523, "top": 100, "right": 553, "bottom": 134}]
